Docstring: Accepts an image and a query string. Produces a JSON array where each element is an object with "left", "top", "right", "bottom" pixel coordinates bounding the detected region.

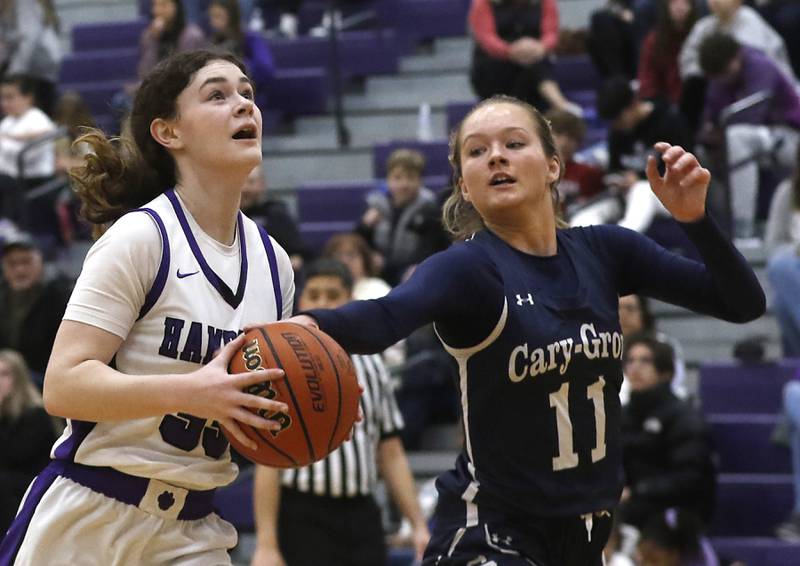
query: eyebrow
[
  {"left": 462, "top": 126, "right": 530, "bottom": 145},
  {"left": 198, "top": 76, "right": 253, "bottom": 90}
]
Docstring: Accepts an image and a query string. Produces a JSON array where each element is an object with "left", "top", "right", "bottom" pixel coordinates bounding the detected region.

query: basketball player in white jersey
[{"left": 0, "top": 50, "right": 295, "bottom": 565}]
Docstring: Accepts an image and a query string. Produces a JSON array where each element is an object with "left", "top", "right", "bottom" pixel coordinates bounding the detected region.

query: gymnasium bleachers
[{"left": 46, "top": 1, "right": 800, "bottom": 564}]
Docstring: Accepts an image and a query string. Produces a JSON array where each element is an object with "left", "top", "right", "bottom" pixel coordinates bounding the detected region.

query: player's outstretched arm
[{"left": 43, "top": 322, "right": 286, "bottom": 451}]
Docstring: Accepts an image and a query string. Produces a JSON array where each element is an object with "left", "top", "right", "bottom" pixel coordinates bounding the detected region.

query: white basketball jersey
[{"left": 52, "top": 190, "right": 294, "bottom": 490}]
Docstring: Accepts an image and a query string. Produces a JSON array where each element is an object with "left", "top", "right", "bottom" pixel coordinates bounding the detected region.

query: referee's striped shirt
[{"left": 281, "top": 353, "right": 404, "bottom": 498}]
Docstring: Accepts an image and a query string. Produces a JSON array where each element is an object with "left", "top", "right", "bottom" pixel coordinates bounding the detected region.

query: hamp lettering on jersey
[
  {"left": 507, "top": 323, "right": 622, "bottom": 382},
  {"left": 158, "top": 316, "right": 239, "bottom": 365}
]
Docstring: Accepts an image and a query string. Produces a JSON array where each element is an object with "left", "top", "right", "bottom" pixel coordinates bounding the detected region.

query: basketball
[{"left": 224, "top": 322, "right": 360, "bottom": 468}]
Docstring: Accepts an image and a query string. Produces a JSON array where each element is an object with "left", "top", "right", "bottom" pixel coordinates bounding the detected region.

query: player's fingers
[
  {"left": 220, "top": 418, "right": 257, "bottom": 451},
  {"left": 645, "top": 155, "right": 662, "bottom": 188},
  {"left": 236, "top": 368, "right": 285, "bottom": 384},
  {"left": 660, "top": 145, "right": 686, "bottom": 165},
  {"left": 653, "top": 141, "right": 671, "bottom": 154},
  {"left": 679, "top": 166, "right": 711, "bottom": 188},
  {"left": 213, "top": 332, "right": 249, "bottom": 365},
  {"left": 242, "top": 322, "right": 270, "bottom": 334},
  {"left": 232, "top": 407, "right": 284, "bottom": 432},
  {"left": 669, "top": 152, "right": 697, "bottom": 175},
  {"left": 238, "top": 392, "right": 290, "bottom": 416}
]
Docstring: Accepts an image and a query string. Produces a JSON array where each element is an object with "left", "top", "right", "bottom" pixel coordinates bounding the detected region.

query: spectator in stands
[
  {"left": 679, "top": 0, "right": 794, "bottom": 133},
  {"left": 357, "top": 148, "right": 445, "bottom": 285},
  {"left": 0, "top": 348, "right": 57, "bottom": 535},
  {"left": 0, "top": 233, "right": 71, "bottom": 387},
  {"left": 468, "top": 0, "right": 583, "bottom": 117},
  {"left": 638, "top": 0, "right": 698, "bottom": 106},
  {"left": 618, "top": 294, "right": 687, "bottom": 400},
  {"left": 618, "top": 334, "right": 716, "bottom": 538},
  {"left": 0, "top": 74, "right": 57, "bottom": 231},
  {"left": 765, "top": 146, "right": 800, "bottom": 357},
  {"left": 699, "top": 33, "right": 800, "bottom": 240},
  {"left": 545, "top": 108, "right": 605, "bottom": 220},
  {"left": 775, "top": 380, "right": 800, "bottom": 540},
  {"left": 251, "top": 258, "right": 430, "bottom": 566},
  {"left": 636, "top": 509, "right": 717, "bottom": 566},
  {"left": 208, "top": 0, "right": 275, "bottom": 113},
  {"left": 138, "top": 0, "right": 207, "bottom": 79},
  {"left": 587, "top": 0, "right": 638, "bottom": 81},
  {"left": 240, "top": 164, "right": 307, "bottom": 272},
  {"left": 322, "top": 232, "right": 391, "bottom": 300},
  {"left": 573, "top": 77, "right": 691, "bottom": 234},
  {"left": 0, "top": 0, "right": 62, "bottom": 116},
  {"left": 271, "top": 0, "right": 366, "bottom": 39}
]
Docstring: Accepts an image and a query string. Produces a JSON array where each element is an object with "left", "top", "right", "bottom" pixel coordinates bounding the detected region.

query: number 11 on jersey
[{"left": 548, "top": 376, "right": 607, "bottom": 471}]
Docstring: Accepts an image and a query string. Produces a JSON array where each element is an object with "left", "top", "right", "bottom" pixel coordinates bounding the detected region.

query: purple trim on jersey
[
  {"left": 135, "top": 207, "right": 171, "bottom": 320},
  {"left": 257, "top": 225, "right": 283, "bottom": 319},
  {"left": 166, "top": 189, "right": 249, "bottom": 309},
  {"left": 52, "top": 419, "right": 97, "bottom": 462},
  {"left": 0, "top": 463, "right": 59, "bottom": 565}
]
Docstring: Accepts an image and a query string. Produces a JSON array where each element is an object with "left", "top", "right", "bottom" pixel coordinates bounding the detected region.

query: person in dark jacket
[
  {"left": 619, "top": 333, "right": 716, "bottom": 533},
  {"left": 0, "top": 348, "right": 57, "bottom": 535},
  {"left": 0, "top": 233, "right": 71, "bottom": 387}
]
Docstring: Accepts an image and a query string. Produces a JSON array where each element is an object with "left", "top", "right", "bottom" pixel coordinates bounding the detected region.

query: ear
[
  {"left": 150, "top": 117, "right": 185, "bottom": 151},
  {"left": 547, "top": 155, "right": 561, "bottom": 185},
  {"left": 458, "top": 177, "right": 470, "bottom": 202}
]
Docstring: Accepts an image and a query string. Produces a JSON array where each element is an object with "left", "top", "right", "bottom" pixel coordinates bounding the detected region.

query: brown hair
[
  {"left": 70, "top": 50, "right": 246, "bottom": 238},
  {"left": 322, "top": 233, "right": 377, "bottom": 277},
  {"left": 443, "top": 95, "right": 565, "bottom": 241},
  {"left": 545, "top": 108, "right": 586, "bottom": 144},
  {"left": 386, "top": 148, "right": 426, "bottom": 177},
  {"left": 0, "top": 350, "right": 43, "bottom": 421}
]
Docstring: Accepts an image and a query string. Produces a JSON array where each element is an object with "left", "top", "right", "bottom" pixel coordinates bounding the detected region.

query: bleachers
[{"left": 700, "top": 361, "right": 800, "bottom": 561}]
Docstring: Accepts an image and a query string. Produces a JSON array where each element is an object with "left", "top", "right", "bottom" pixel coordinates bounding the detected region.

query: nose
[
  {"left": 235, "top": 95, "right": 255, "bottom": 116},
  {"left": 487, "top": 142, "right": 508, "bottom": 167}
]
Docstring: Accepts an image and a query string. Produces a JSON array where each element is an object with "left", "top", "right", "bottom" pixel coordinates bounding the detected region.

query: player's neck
[
  {"left": 486, "top": 212, "right": 557, "bottom": 256},
  {"left": 174, "top": 168, "right": 246, "bottom": 245}
]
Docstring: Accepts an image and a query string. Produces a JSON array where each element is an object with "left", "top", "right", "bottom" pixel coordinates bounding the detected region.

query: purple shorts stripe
[
  {"left": 0, "top": 465, "right": 59, "bottom": 565},
  {"left": 257, "top": 225, "right": 283, "bottom": 319}
]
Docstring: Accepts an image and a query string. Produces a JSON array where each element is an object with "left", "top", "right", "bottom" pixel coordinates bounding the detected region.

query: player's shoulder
[{"left": 563, "top": 223, "right": 643, "bottom": 253}]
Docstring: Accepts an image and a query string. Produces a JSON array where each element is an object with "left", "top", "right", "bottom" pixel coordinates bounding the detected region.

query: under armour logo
[
  {"left": 490, "top": 533, "right": 513, "bottom": 546},
  {"left": 158, "top": 491, "right": 175, "bottom": 511},
  {"left": 515, "top": 293, "right": 534, "bottom": 306}
]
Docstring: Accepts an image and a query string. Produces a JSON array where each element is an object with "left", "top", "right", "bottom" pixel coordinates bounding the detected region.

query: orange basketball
[{"left": 224, "top": 322, "right": 359, "bottom": 468}]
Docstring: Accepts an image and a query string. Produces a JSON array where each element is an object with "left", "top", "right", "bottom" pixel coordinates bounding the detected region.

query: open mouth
[
  {"left": 489, "top": 174, "right": 516, "bottom": 187},
  {"left": 232, "top": 125, "right": 258, "bottom": 140}
]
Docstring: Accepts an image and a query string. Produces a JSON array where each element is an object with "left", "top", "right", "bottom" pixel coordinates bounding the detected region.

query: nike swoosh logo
[{"left": 176, "top": 269, "right": 199, "bottom": 279}]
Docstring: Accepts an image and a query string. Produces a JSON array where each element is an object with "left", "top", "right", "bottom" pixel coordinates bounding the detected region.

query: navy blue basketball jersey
[{"left": 309, "top": 217, "right": 764, "bottom": 521}]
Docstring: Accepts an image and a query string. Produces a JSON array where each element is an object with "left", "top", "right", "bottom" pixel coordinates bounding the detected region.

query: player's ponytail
[
  {"left": 69, "top": 49, "right": 247, "bottom": 238},
  {"left": 444, "top": 95, "right": 567, "bottom": 241}
]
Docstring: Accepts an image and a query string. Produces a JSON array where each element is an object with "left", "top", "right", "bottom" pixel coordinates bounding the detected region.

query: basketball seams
[
  {"left": 243, "top": 421, "right": 298, "bottom": 467},
  {"left": 258, "top": 327, "right": 318, "bottom": 463},
  {"left": 297, "top": 324, "right": 345, "bottom": 455}
]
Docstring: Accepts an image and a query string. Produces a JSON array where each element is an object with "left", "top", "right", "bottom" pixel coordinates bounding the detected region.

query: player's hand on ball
[
  {"left": 183, "top": 332, "right": 288, "bottom": 451},
  {"left": 646, "top": 142, "right": 710, "bottom": 223},
  {"left": 284, "top": 314, "right": 319, "bottom": 329}
]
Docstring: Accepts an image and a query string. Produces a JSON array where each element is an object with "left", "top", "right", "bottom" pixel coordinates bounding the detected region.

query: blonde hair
[
  {"left": 386, "top": 148, "right": 426, "bottom": 177},
  {"left": 0, "top": 350, "right": 43, "bottom": 421},
  {"left": 442, "top": 95, "right": 566, "bottom": 241}
]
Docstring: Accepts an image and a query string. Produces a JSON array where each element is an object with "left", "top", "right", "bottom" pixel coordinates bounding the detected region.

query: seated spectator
[
  {"left": 638, "top": 0, "right": 698, "bottom": 106},
  {"left": 619, "top": 334, "right": 716, "bottom": 536},
  {"left": 241, "top": 164, "right": 307, "bottom": 272},
  {"left": 573, "top": 77, "right": 691, "bottom": 233},
  {"left": 776, "top": 380, "right": 800, "bottom": 540},
  {"left": 765, "top": 148, "right": 800, "bottom": 357},
  {"left": 138, "top": 0, "right": 206, "bottom": 79},
  {"left": 699, "top": 33, "right": 800, "bottom": 239},
  {"left": 322, "top": 232, "right": 391, "bottom": 300},
  {"left": 679, "top": 0, "right": 795, "bottom": 132},
  {"left": 468, "top": 0, "right": 582, "bottom": 116},
  {"left": 587, "top": 0, "right": 638, "bottom": 80},
  {"left": 0, "top": 0, "right": 62, "bottom": 116},
  {"left": 0, "top": 233, "right": 71, "bottom": 386},
  {"left": 637, "top": 509, "right": 718, "bottom": 566},
  {"left": 251, "top": 258, "right": 430, "bottom": 566},
  {"left": 0, "top": 74, "right": 57, "bottom": 229},
  {"left": 357, "top": 149, "right": 444, "bottom": 285},
  {"left": 208, "top": 0, "right": 274, "bottom": 112},
  {"left": 0, "top": 348, "right": 57, "bottom": 535},
  {"left": 618, "top": 294, "right": 687, "bottom": 400},
  {"left": 545, "top": 108, "right": 605, "bottom": 219}
]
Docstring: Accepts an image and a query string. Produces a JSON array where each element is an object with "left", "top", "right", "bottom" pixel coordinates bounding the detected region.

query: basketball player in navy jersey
[
  {"left": 288, "top": 95, "right": 765, "bottom": 565},
  {"left": 0, "top": 51, "right": 295, "bottom": 565}
]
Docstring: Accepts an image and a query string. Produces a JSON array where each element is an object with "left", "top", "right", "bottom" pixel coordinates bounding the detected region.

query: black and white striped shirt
[{"left": 281, "top": 354, "right": 404, "bottom": 498}]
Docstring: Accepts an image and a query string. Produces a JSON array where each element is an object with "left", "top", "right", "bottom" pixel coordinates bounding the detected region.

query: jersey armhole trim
[
  {"left": 434, "top": 298, "right": 508, "bottom": 360},
  {"left": 257, "top": 225, "right": 283, "bottom": 319},
  {"left": 135, "top": 208, "right": 170, "bottom": 321}
]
